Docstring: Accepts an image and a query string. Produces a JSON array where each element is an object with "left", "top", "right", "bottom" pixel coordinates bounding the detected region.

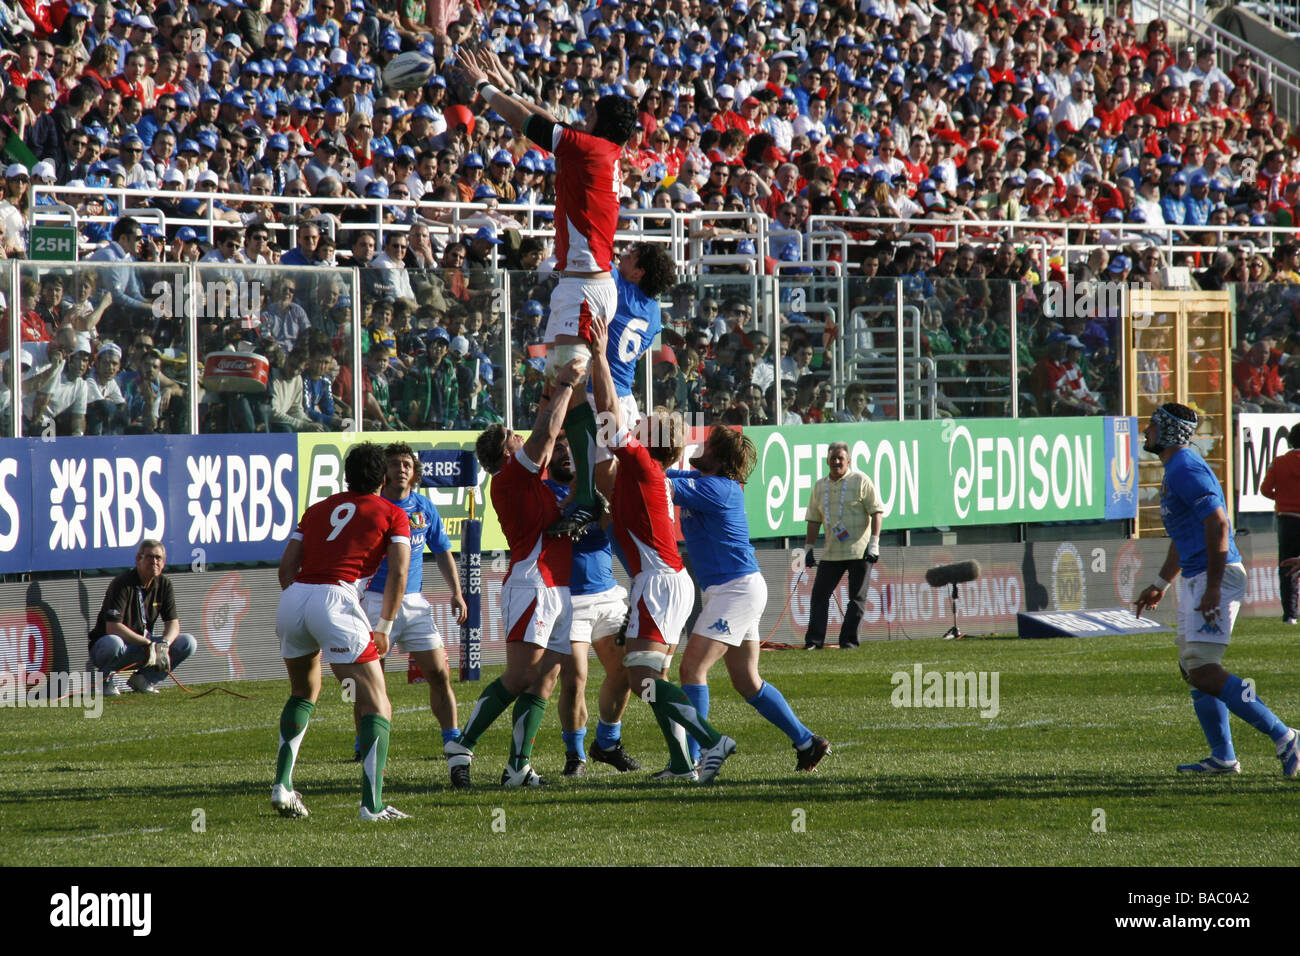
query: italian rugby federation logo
[{"left": 1110, "top": 418, "right": 1135, "bottom": 505}]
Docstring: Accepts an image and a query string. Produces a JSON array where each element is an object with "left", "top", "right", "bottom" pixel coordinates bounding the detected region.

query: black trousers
[
  {"left": 805, "top": 558, "right": 871, "bottom": 647},
  {"left": 1279, "top": 515, "right": 1300, "bottom": 620}
]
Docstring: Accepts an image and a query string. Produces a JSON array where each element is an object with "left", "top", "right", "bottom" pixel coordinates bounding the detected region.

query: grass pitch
[{"left": 5, "top": 620, "right": 1300, "bottom": 867}]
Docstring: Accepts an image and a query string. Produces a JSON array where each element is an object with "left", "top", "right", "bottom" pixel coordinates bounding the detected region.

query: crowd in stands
[{"left": 2, "top": 0, "right": 1300, "bottom": 436}]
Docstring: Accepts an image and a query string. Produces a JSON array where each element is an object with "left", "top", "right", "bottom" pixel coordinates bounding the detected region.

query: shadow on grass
[{"left": 395, "top": 769, "right": 1289, "bottom": 810}]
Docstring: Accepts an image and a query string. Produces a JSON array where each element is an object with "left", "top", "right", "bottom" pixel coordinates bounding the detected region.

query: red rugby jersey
[
  {"left": 491, "top": 448, "right": 573, "bottom": 588},
  {"left": 611, "top": 435, "right": 684, "bottom": 576},
  {"left": 292, "top": 491, "right": 411, "bottom": 585}
]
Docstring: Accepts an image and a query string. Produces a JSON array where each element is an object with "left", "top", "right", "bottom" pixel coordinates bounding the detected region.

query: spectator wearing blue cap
[
  {"left": 1184, "top": 170, "right": 1214, "bottom": 227},
  {"left": 99, "top": 11, "right": 134, "bottom": 76},
  {"left": 259, "top": 133, "right": 301, "bottom": 195},
  {"left": 353, "top": 139, "right": 393, "bottom": 197},
  {"left": 1131, "top": 169, "right": 1167, "bottom": 240},
  {"left": 405, "top": 326, "right": 460, "bottom": 430},
  {"left": 484, "top": 147, "right": 518, "bottom": 202},
  {"left": 1161, "top": 172, "right": 1191, "bottom": 237},
  {"left": 456, "top": 149, "right": 486, "bottom": 203}
]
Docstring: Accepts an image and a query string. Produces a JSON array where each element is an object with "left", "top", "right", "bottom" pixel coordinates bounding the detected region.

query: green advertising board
[
  {"left": 29, "top": 225, "right": 78, "bottom": 262},
  {"left": 291, "top": 419, "right": 1134, "bottom": 549},
  {"left": 743, "top": 418, "right": 1121, "bottom": 536}
]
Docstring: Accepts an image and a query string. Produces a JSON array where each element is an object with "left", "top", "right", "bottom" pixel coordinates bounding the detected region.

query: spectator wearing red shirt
[
  {"left": 1234, "top": 337, "right": 1293, "bottom": 412},
  {"left": 1260, "top": 427, "right": 1300, "bottom": 622},
  {"left": 1139, "top": 19, "right": 1174, "bottom": 63},
  {"left": 901, "top": 135, "right": 930, "bottom": 190},
  {"left": 1094, "top": 85, "right": 1135, "bottom": 136},
  {"left": 1257, "top": 148, "right": 1291, "bottom": 203},
  {"left": 6, "top": 41, "right": 40, "bottom": 89},
  {"left": 111, "top": 49, "right": 151, "bottom": 109},
  {"left": 731, "top": 96, "right": 764, "bottom": 137}
]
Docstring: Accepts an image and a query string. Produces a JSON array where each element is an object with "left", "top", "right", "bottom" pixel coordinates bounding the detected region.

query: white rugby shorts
[
  {"left": 544, "top": 274, "right": 617, "bottom": 341},
  {"left": 361, "top": 590, "right": 445, "bottom": 653},
  {"left": 1176, "top": 563, "right": 1246, "bottom": 671},
  {"left": 502, "top": 584, "right": 573, "bottom": 655},
  {"left": 627, "top": 568, "right": 694, "bottom": 646},
  {"left": 569, "top": 585, "right": 628, "bottom": 644},
  {"left": 695, "top": 571, "right": 768, "bottom": 646},
  {"left": 277, "top": 582, "right": 379, "bottom": 664}
]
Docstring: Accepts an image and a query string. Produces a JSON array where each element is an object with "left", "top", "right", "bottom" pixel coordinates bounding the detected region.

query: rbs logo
[{"left": 47, "top": 455, "right": 166, "bottom": 551}]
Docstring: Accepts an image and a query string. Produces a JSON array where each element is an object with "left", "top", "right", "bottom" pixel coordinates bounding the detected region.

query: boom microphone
[{"left": 925, "top": 560, "right": 982, "bottom": 588}]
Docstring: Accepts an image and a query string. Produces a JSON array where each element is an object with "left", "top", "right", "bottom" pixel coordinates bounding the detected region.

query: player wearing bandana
[{"left": 1134, "top": 403, "right": 1300, "bottom": 776}]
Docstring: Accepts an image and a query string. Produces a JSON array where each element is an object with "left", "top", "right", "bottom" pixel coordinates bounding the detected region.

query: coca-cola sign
[{"left": 214, "top": 358, "right": 256, "bottom": 372}]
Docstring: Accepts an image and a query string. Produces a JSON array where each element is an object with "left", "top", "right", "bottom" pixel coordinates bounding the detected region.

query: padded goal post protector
[
  {"left": 1018, "top": 608, "right": 1173, "bottom": 639},
  {"left": 417, "top": 449, "right": 482, "bottom": 679},
  {"left": 459, "top": 517, "right": 482, "bottom": 681}
]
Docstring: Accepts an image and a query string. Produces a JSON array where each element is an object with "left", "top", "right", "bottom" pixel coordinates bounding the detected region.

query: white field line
[{"left": 0, "top": 705, "right": 432, "bottom": 757}]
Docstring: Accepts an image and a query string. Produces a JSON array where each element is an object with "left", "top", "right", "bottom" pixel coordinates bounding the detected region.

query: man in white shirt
[
  {"left": 802, "top": 442, "right": 885, "bottom": 649},
  {"left": 368, "top": 231, "right": 417, "bottom": 307},
  {"left": 86, "top": 341, "right": 128, "bottom": 435},
  {"left": 28, "top": 336, "right": 92, "bottom": 436},
  {"left": 1051, "top": 77, "right": 1094, "bottom": 133},
  {"left": 1192, "top": 47, "right": 1234, "bottom": 97}
]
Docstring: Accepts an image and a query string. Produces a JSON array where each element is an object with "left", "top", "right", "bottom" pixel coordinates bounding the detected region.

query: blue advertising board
[{"left": 2, "top": 435, "right": 298, "bottom": 572}]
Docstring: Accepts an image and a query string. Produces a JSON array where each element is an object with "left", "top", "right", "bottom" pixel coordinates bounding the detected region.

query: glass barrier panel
[
  {"left": 17, "top": 261, "right": 190, "bottom": 437},
  {"left": 194, "top": 263, "right": 357, "bottom": 434},
  {"left": 653, "top": 273, "right": 776, "bottom": 427}
]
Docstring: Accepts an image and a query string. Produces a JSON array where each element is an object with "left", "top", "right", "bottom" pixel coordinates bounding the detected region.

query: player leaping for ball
[
  {"left": 355, "top": 442, "right": 467, "bottom": 763},
  {"left": 587, "top": 312, "right": 736, "bottom": 782},
  {"left": 272, "top": 442, "right": 411, "bottom": 821},
  {"left": 447, "top": 357, "right": 586, "bottom": 788},
  {"left": 456, "top": 46, "right": 639, "bottom": 537}
]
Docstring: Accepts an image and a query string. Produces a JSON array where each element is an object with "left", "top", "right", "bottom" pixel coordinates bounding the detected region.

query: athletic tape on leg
[{"left": 624, "top": 650, "right": 670, "bottom": 671}]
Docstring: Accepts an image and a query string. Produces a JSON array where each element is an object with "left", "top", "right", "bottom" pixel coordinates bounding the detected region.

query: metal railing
[
  {"left": 806, "top": 213, "right": 1300, "bottom": 271},
  {"left": 31, "top": 184, "right": 755, "bottom": 274},
  {"left": 1240, "top": 1, "right": 1300, "bottom": 34},
  {"left": 1121, "top": 0, "right": 1300, "bottom": 122}
]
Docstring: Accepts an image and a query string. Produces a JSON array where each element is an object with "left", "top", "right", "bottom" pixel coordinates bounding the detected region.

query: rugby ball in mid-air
[{"left": 383, "top": 51, "right": 437, "bottom": 90}]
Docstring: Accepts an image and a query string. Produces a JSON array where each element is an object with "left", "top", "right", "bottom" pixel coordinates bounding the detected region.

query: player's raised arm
[
  {"left": 586, "top": 312, "right": 619, "bottom": 430},
  {"left": 522, "top": 357, "right": 586, "bottom": 470},
  {"left": 458, "top": 48, "right": 562, "bottom": 134}
]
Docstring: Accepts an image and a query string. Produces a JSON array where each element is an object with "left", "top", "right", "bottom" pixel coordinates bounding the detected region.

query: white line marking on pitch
[
  {"left": 29, "top": 827, "right": 167, "bottom": 845},
  {"left": 0, "top": 706, "right": 429, "bottom": 756}
]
